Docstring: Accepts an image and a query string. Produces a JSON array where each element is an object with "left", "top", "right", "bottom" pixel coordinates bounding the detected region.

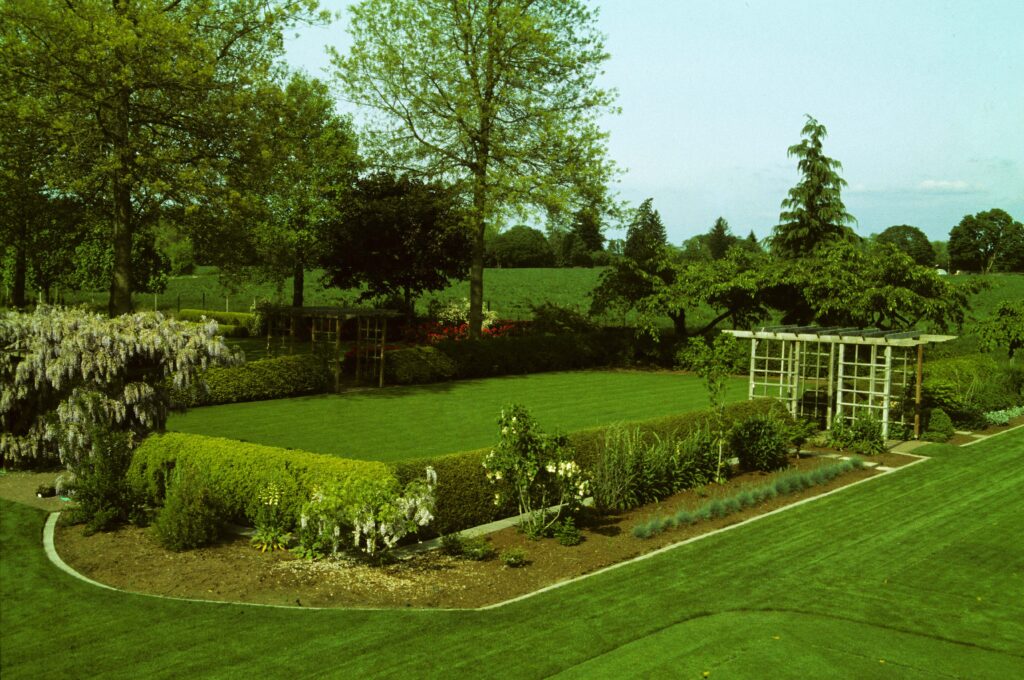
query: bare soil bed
[{"left": 36, "top": 451, "right": 915, "bottom": 610}]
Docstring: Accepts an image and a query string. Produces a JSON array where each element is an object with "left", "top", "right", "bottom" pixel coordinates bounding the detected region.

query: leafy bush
[
  {"left": 152, "top": 465, "right": 222, "bottom": 551},
  {"left": 923, "top": 408, "right": 955, "bottom": 442},
  {"left": 249, "top": 483, "right": 292, "bottom": 552},
  {"left": 849, "top": 415, "right": 886, "bottom": 455},
  {"left": 528, "top": 302, "right": 597, "bottom": 335},
  {"left": 923, "top": 355, "right": 1021, "bottom": 427},
  {"left": 64, "top": 428, "right": 143, "bottom": 534},
  {"left": 728, "top": 415, "right": 790, "bottom": 471},
  {"left": 383, "top": 346, "right": 456, "bottom": 385},
  {"left": 173, "top": 354, "right": 330, "bottom": 407},
  {"left": 440, "top": 533, "right": 495, "bottom": 560},
  {"left": 129, "top": 432, "right": 390, "bottom": 527},
  {"left": 553, "top": 516, "right": 583, "bottom": 546},
  {"left": 500, "top": 547, "right": 528, "bottom": 568}
]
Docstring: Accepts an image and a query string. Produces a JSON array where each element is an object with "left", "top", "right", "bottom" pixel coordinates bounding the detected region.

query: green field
[
  {"left": 3, "top": 428, "right": 1021, "bottom": 678},
  {"left": 167, "top": 370, "right": 748, "bottom": 461}
]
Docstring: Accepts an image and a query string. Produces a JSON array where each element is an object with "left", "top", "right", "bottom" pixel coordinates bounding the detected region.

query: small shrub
[
  {"left": 736, "top": 490, "right": 754, "bottom": 508},
  {"left": 553, "top": 516, "right": 583, "bottom": 546},
  {"left": 825, "top": 416, "right": 855, "bottom": 451},
  {"left": 66, "top": 428, "right": 142, "bottom": 534},
  {"left": 923, "top": 408, "right": 955, "bottom": 442},
  {"left": 152, "top": 465, "right": 222, "bottom": 551},
  {"left": 723, "top": 497, "right": 741, "bottom": 514},
  {"left": 500, "top": 547, "right": 528, "bottom": 568},
  {"left": 850, "top": 415, "right": 885, "bottom": 455},
  {"left": 439, "top": 533, "right": 495, "bottom": 561},
  {"left": 728, "top": 415, "right": 789, "bottom": 471},
  {"left": 707, "top": 499, "right": 726, "bottom": 519}
]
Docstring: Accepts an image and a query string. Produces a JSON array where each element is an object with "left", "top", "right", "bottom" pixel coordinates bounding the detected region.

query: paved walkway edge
[{"left": 42, "top": 453, "right": 930, "bottom": 613}]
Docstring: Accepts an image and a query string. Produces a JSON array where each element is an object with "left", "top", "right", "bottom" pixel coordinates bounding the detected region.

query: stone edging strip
[
  {"left": 959, "top": 422, "right": 1024, "bottom": 447},
  {"left": 42, "top": 452, "right": 930, "bottom": 613}
]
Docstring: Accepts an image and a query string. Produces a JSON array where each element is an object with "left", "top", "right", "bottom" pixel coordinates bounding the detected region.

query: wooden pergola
[
  {"left": 722, "top": 326, "right": 956, "bottom": 439},
  {"left": 261, "top": 305, "right": 401, "bottom": 390}
]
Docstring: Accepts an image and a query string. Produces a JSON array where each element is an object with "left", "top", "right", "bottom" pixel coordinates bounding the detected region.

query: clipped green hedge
[
  {"left": 129, "top": 432, "right": 390, "bottom": 526},
  {"left": 392, "top": 398, "right": 790, "bottom": 536},
  {"left": 174, "top": 354, "right": 331, "bottom": 407},
  {"left": 384, "top": 346, "right": 457, "bottom": 385},
  {"left": 433, "top": 330, "right": 633, "bottom": 379}
]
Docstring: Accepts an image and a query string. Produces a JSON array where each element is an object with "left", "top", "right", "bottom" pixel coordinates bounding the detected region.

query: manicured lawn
[
  {"left": 166, "top": 370, "right": 748, "bottom": 461},
  {"left": 2, "top": 429, "right": 1022, "bottom": 678}
]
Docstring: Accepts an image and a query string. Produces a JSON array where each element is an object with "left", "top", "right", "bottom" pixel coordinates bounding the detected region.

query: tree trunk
[
  {"left": 468, "top": 178, "right": 487, "bottom": 340},
  {"left": 669, "top": 309, "right": 687, "bottom": 339},
  {"left": 403, "top": 285, "right": 414, "bottom": 327},
  {"left": 109, "top": 78, "right": 133, "bottom": 316},
  {"left": 11, "top": 220, "right": 27, "bottom": 308},
  {"left": 291, "top": 260, "right": 304, "bottom": 308}
]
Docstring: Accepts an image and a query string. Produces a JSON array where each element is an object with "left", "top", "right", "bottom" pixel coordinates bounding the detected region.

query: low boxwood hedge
[
  {"left": 173, "top": 354, "right": 331, "bottom": 407},
  {"left": 176, "top": 308, "right": 257, "bottom": 330},
  {"left": 129, "top": 432, "right": 390, "bottom": 526},
  {"left": 383, "top": 346, "right": 457, "bottom": 385},
  {"left": 392, "top": 398, "right": 790, "bottom": 536}
]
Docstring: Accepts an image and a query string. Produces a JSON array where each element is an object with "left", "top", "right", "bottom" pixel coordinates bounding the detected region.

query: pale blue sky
[{"left": 284, "top": 0, "right": 1024, "bottom": 243}]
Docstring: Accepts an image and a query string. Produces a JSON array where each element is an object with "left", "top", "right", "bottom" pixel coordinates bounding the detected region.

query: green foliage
[
  {"left": 680, "top": 334, "right": 742, "bottom": 481},
  {"left": 923, "top": 355, "right": 1021, "bottom": 427},
  {"left": 553, "top": 516, "right": 583, "bottom": 546},
  {"left": 152, "top": 465, "right": 222, "bottom": 552},
  {"left": 249, "top": 483, "right": 291, "bottom": 552},
  {"left": 129, "top": 432, "right": 391, "bottom": 528},
  {"left": 500, "top": 547, "right": 528, "bottom": 568},
  {"left": 64, "top": 428, "right": 142, "bottom": 535},
  {"left": 978, "top": 300, "right": 1024, "bottom": 359},
  {"left": 383, "top": 346, "right": 456, "bottom": 385},
  {"left": 483, "top": 405, "right": 588, "bottom": 537},
  {"left": 771, "top": 115, "right": 856, "bottom": 258},
  {"left": 877, "top": 225, "right": 935, "bottom": 266},
  {"left": 439, "top": 533, "right": 495, "bottom": 561},
  {"left": 319, "top": 173, "right": 470, "bottom": 317},
  {"left": 489, "top": 226, "right": 555, "bottom": 268},
  {"left": 923, "top": 408, "right": 955, "bottom": 443},
  {"left": 728, "top": 415, "right": 790, "bottom": 471},
  {"left": 175, "top": 309, "right": 257, "bottom": 334},
  {"left": 707, "top": 217, "right": 736, "bottom": 260},
  {"left": 825, "top": 416, "right": 856, "bottom": 450},
  {"left": 983, "top": 405, "right": 1024, "bottom": 427},
  {"left": 633, "top": 458, "right": 863, "bottom": 540},
  {"left": 334, "top": 0, "right": 617, "bottom": 338},
  {"left": 528, "top": 302, "right": 598, "bottom": 335},
  {"left": 849, "top": 415, "right": 886, "bottom": 455},
  {"left": 948, "top": 209, "right": 1024, "bottom": 274},
  {"left": 174, "top": 354, "right": 330, "bottom": 407}
]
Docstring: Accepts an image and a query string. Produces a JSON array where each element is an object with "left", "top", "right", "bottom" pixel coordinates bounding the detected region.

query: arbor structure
[
  {"left": 948, "top": 209, "right": 1024, "bottom": 273},
  {"left": 319, "top": 173, "right": 470, "bottom": 321},
  {"left": 0, "top": 0, "right": 323, "bottom": 315},
  {"left": 334, "top": 0, "right": 616, "bottom": 338},
  {"left": 877, "top": 225, "right": 935, "bottom": 267},
  {"left": 771, "top": 115, "right": 856, "bottom": 258}
]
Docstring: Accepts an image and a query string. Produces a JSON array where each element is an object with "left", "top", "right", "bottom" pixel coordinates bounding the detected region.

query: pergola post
[
  {"left": 790, "top": 340, "right": 801, "bottom": 418},
  {"left": 834, "top": 342, "right": 846, "bottom": 427},
  {"left": 881, "top": 345, "right": 893, "bottom": 439},
  {"left": 748, "top": 337, "right": 758, "bottom": 402},
  {"left": 914, "top": 343, "right": 924, "bottom": 439}
]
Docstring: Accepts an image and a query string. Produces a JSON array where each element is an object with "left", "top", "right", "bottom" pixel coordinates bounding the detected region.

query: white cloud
[{"left": 916, "top": 179, "right": 975, "bottom": 193}]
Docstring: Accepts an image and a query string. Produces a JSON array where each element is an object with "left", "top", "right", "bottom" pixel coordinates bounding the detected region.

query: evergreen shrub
[
  {"left": 923, "top": 408, "right": 955, "bottom": 442},
  {"left": 152, "top": 464, "right": 222, "bottom": 551}
]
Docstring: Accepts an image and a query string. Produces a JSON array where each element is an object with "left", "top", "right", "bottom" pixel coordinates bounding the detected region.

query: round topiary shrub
[
  {"left": 923, "top": 407, "right": 955, "bottom": 443},
  {"left": 728, "top": 415, "right": 789, "bottom": 472}
]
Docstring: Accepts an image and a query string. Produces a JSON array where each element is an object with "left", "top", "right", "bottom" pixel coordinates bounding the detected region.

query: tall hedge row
[
  {"left": 129, "top": 432, "right": 390, "bottom": 525},
  {"left": 391, "top": 398, "right": 789, "bottom": 535}
]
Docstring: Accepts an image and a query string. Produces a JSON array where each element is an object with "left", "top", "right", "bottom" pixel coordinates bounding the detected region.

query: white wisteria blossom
[{"left": 1, "top": 306, "right": 235, "bottom": 465}]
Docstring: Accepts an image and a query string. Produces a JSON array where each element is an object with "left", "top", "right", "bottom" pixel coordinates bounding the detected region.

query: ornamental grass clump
[{"left": 483, "top": 405, "right": 589, "bottom": 539}]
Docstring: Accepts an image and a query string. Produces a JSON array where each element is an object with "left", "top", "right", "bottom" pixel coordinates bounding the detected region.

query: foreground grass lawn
[
  {"left": 167, "top": 370, "right": 747, "bottom": 461},
  {"left": 2, "top": 429, "right": 1022, "bottom": 678}
]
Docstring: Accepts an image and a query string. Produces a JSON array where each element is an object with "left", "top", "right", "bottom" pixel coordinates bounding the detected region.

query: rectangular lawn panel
[
  {"left": 2, "top": 429, "right": 1022, "bottom": 678},
  {"left": 166, "top": 370, "right": 748, "bottom": 461}
]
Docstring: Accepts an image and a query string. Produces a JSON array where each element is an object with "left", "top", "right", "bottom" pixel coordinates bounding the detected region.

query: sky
[{"left": 284, "top": 0, "right": 1024, "bottom": 244}]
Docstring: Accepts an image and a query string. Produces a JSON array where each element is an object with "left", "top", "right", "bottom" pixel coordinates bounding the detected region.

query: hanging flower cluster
[
  {"left": 0, "top": 306, "right": 235, "bottom": 465},
  {"left": 483, "top": 404, "right": 589, "bottom": 537}
]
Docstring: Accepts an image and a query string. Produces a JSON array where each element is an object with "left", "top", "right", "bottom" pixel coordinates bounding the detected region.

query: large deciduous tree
[
  {"left": 333, "top": 0, "right": 617, "bottom": 338},
  {"left": 876, "top": 225, "right": 936, "bottom": 267},
  {"left": 319, "top": 173, "right": 471, "bottom": 322},
  {"left": 771, "top": 115, "right": 856, "bottom": 258},
  {"left": 948, "top": 209, "right": 1024, "bottom": 273},
  {"left": 0, "top": 0, "right": 324, "bottom": 315}
]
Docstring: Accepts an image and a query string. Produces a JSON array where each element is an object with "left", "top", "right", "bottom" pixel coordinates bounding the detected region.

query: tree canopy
[
  {"left": 948, "top": 209, "right": 1024, "bottom": 273},
  {"left": 319, "top": 173, "right": 471, "bottom": 320},
  {"left": 0, "top": 0, "right": 324, "bottom": 315},
  {"left": 489, "top": 226, "right": 555, "bottom": 268},
  {"left": 333, "top": 0, "right": 616, "bottom": 338},
  {"left": 876, "top": 225, "right": 935, "bottom": 267},
  {"left": 771, "top": 115, "right": 856, "bottom": 258}
]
